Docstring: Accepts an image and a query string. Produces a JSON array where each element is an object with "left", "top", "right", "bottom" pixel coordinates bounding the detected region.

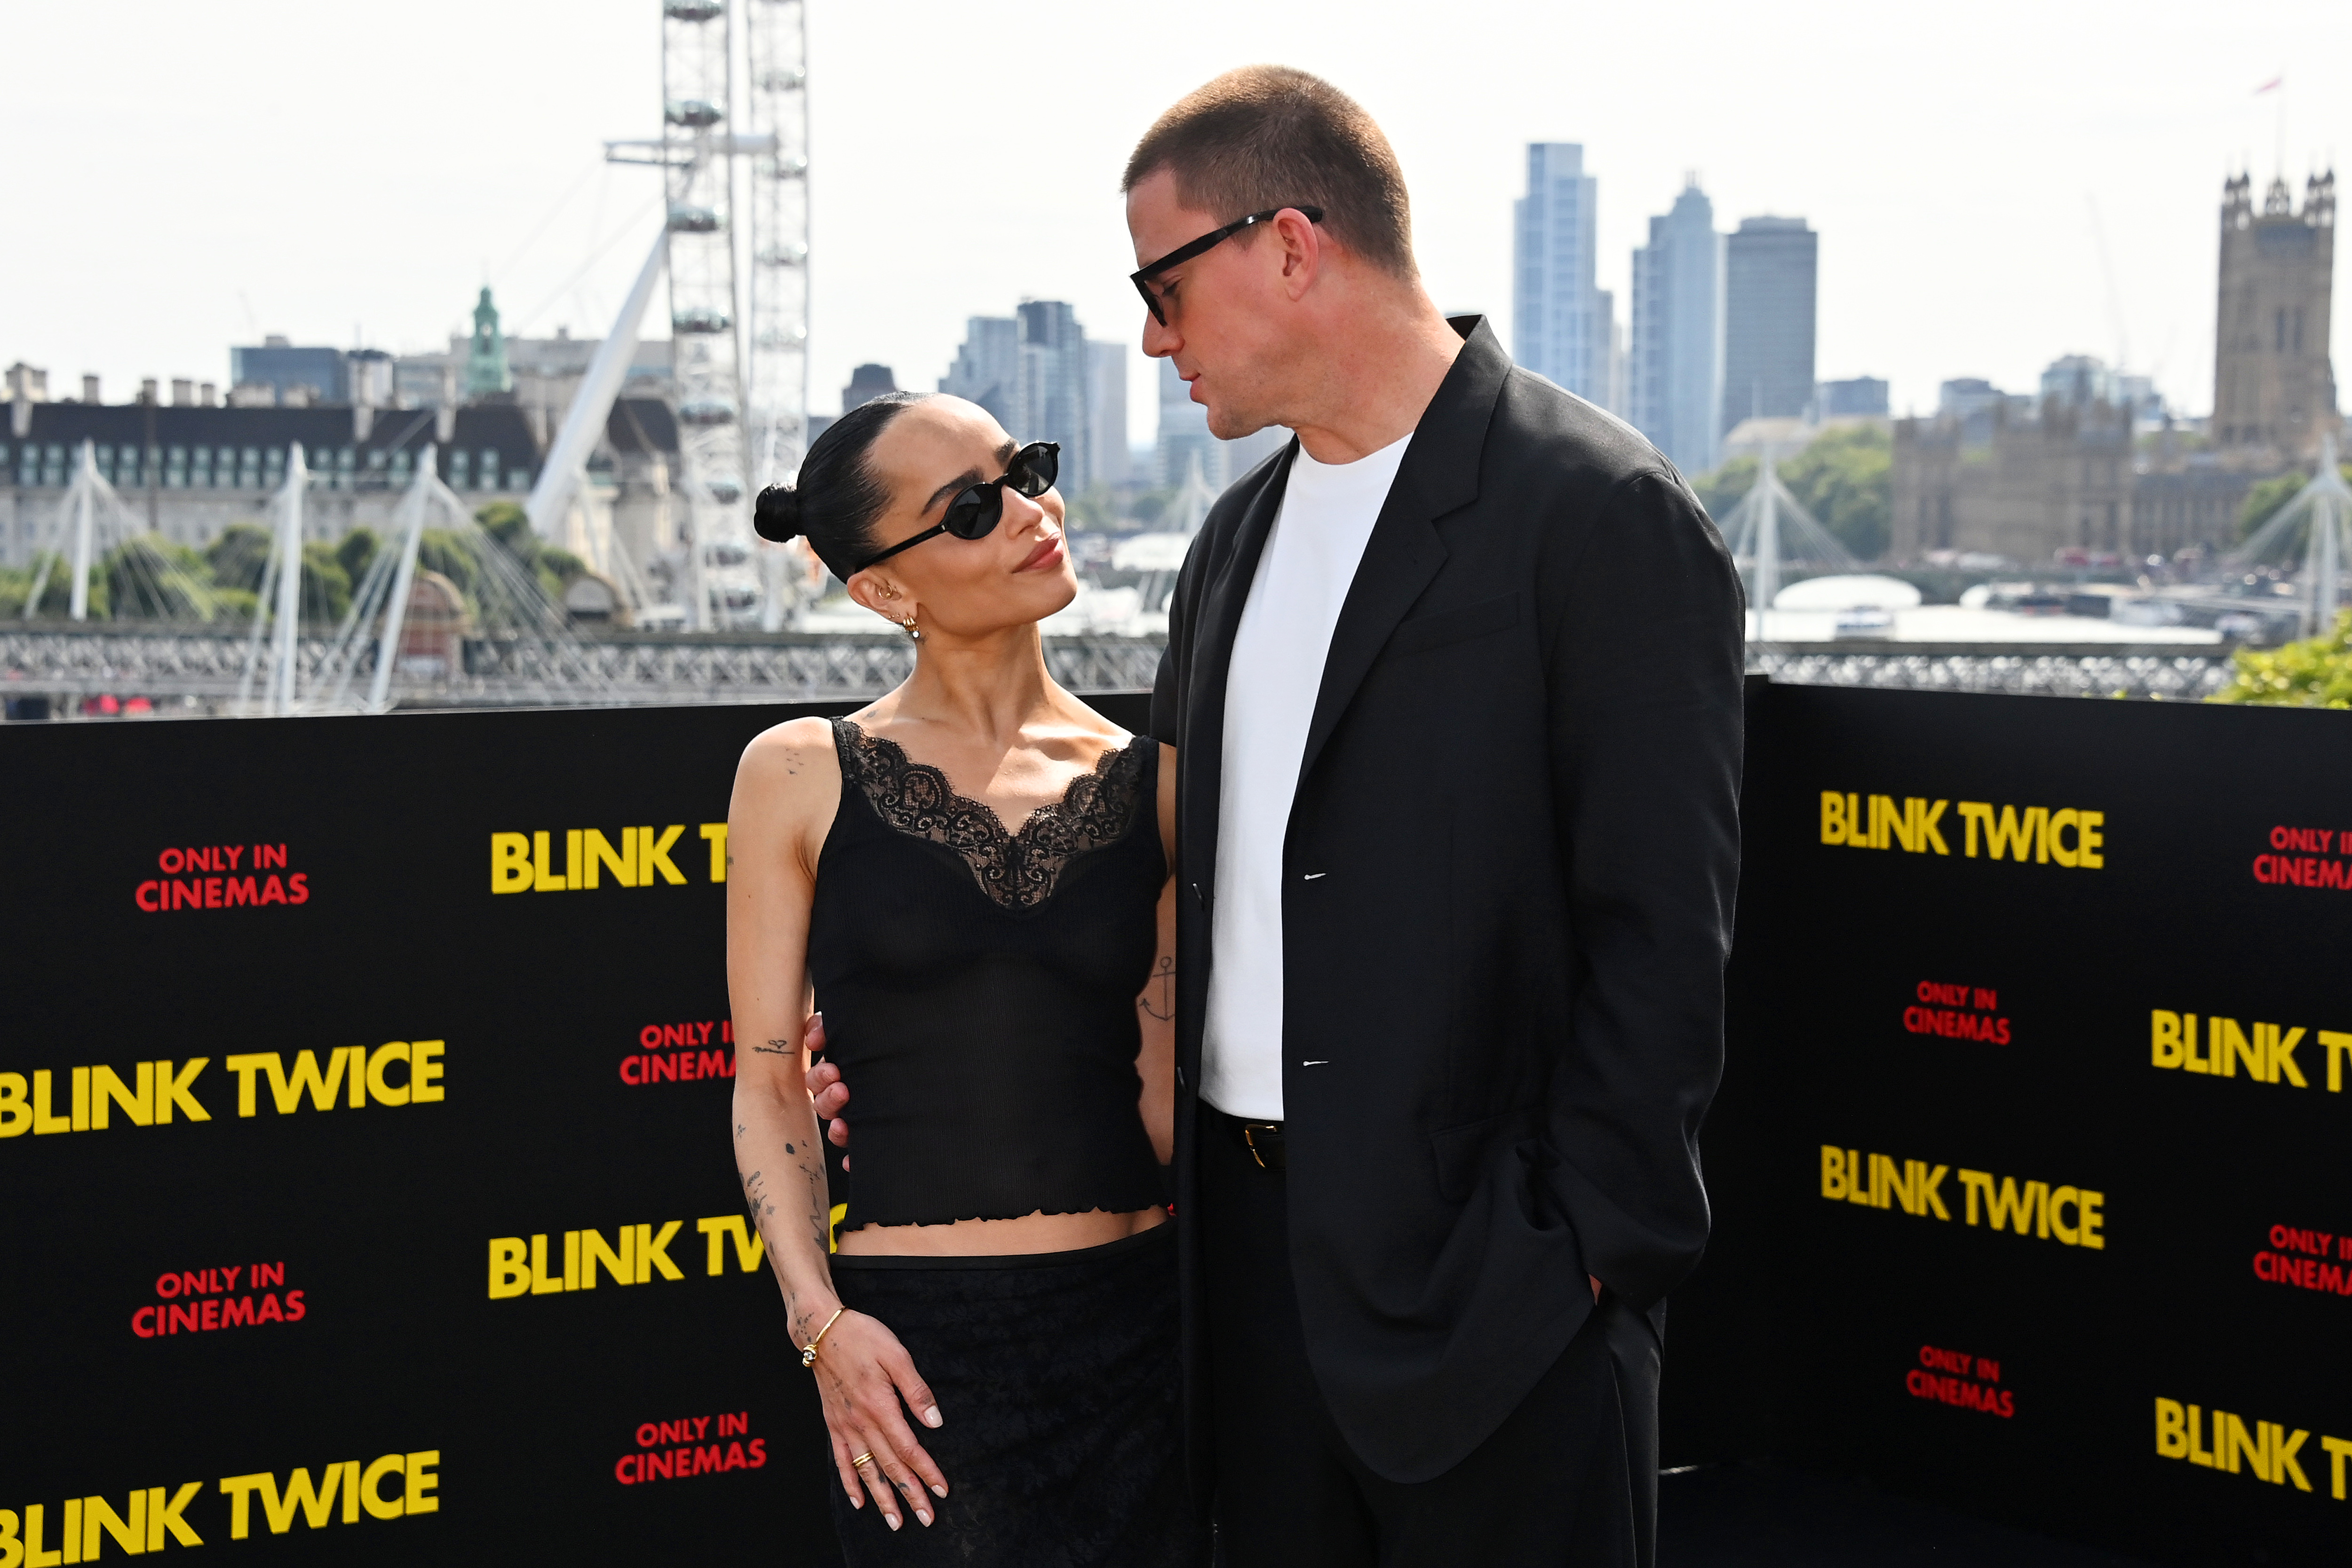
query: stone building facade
[
  {"left": 1891, "top": 171, "right": 2332, "bottom": 565},
  {"left": 1891, "top": 400, "right": 2257, "bottom": 566},
  {"left": 0, "top": 393, "right": 682, "bottom": 574},
  {"left": 2212, "top": 172, "right": 2336, "bottom": 458}
]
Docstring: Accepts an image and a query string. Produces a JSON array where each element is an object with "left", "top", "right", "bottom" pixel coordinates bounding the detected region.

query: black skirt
[{"left": 827, "top": 1223, "right": 1200, "bottom": 1568}]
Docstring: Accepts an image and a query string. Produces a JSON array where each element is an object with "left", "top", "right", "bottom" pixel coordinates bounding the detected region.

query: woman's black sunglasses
[
  {"left": 1130, "top": 206, "right": 1324, "bottom": 325},
  {"left": 854, "top": 442, "right": 1060, "bottom": 572}
]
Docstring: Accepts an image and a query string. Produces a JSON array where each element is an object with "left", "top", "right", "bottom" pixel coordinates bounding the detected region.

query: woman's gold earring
[{"left": 901, "top": 614, "right": 921, "bottom": 643}]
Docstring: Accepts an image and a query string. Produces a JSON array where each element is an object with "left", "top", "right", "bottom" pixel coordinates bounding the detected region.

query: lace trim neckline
[{"left": 834, "top": 720, "right": 1150, "bottom": 910}]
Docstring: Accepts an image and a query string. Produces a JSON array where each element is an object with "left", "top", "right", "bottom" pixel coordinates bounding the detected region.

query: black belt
[{"left": 1212, "top": 1110, "right": 1286, "bottom": 1170}]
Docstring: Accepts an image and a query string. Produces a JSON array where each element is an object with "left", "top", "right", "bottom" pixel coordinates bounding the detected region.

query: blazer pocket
[
  {"left": 1430, "top": 1104, "right": 1548, "bottom": 1202},
  {"left": 1386, "top": 592, "right": 1522, "bottom": 658}
]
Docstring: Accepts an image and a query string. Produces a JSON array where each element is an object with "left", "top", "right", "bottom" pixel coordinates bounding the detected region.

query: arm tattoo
[
  {"left": 751, "top": 1038, "right": 793, "bottom": 1056},
  {"left": 1140, "top": 956, "right": 1176, "bottom": 1021}
]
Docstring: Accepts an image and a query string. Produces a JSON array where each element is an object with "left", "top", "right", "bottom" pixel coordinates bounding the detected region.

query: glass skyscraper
[
  {"left": 941, "top": 303, "right": 1095, "bottom": 492},
  {"left": 1629, "top": 180, "right": 1724, "bottom": 476},
  {"left": 1512, "top": 143, "right": 1608, "bottom": 405}
]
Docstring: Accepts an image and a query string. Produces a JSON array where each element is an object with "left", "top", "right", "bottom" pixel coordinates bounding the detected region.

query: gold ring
[{"left": 851, "top": 1452, "right": 875, "bottom": 1469}]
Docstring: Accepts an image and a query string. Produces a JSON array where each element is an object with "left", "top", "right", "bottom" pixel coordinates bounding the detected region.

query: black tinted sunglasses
[
  {"left": 854, "top": 442, "right": 1060, "bottom": 572},
  {"left": 1129, "top": 206, "right": 1325, "bottom": 325}
]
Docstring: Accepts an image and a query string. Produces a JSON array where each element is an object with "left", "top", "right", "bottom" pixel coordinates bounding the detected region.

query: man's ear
[{"left": 1276, "top": 209, "right": 1322, "bottom": 300}]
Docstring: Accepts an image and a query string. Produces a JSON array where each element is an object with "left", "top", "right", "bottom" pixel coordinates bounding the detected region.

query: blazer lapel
[
  {"left": 1180, "top": 445, "right": 1295, "bottom": 883},
  {"left": 1295, "top": 317, "right": 1511, "bottom": 786}
]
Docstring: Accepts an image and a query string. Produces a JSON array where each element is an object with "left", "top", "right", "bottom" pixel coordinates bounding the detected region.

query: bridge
[
  {"left": 0, "top": 625, "right": 2240, "bottom": 713},
  {"left": 0, "top": 625, "right": 1167, "bottom": 711}
]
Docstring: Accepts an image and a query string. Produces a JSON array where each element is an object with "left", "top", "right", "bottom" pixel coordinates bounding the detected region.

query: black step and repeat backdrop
[
  {"left": 0, "top": 693, "right": 1136, "bottom": 1567},
  {"left": 2, "top": 681, "right": 2347, "bottom": 1565},
  {"left": 1670, "top": 681, "right": 2352, "bottom": 1567}
]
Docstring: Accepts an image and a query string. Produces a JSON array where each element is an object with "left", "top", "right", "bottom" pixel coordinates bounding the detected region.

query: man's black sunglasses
[
  {"left": 854, "top": 442, "right": 1060, "bottom": 572},
  {"left": 1129, "top": 206, "right": 1325, "bottom": 325}
]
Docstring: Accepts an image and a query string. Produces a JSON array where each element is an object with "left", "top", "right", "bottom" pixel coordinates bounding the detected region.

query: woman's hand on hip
[{"left": 814, "top": 1310, "right": 946, "bottom": 1529}]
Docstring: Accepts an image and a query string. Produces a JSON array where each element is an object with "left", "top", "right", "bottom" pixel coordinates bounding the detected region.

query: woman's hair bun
[{"left": 752, "top": 483, "right": 803, "bottom": 542}]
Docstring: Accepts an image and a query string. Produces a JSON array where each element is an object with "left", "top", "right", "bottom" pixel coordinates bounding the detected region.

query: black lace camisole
[{"left": 808, "top": 720, "right": 1168, "bottom": 1232}]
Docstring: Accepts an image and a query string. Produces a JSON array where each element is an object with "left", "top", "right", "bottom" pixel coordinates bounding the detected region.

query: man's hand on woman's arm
[{"left": 803, "top": 1013, "right": 852, "bottom": 1162}]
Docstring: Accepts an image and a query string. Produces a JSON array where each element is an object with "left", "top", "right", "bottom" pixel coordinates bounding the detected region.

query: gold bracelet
[{"left": 800, "top": 1306, "right": 847, "bottom": 1369}]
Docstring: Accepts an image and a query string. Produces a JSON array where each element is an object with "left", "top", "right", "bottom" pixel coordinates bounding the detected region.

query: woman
[{"left": 726, "top": 391, "right": 1195, "bottom": 1566}]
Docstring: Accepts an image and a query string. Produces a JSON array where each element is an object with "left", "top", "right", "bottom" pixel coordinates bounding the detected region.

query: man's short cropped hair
[{"left": 1123, "top": 65, "right": 1415, "bottom": 279}]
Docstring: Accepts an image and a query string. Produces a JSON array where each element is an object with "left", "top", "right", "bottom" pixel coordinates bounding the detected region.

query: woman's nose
[{"left": 1003, "top": 487, "right": 1051, "bottom": 533}]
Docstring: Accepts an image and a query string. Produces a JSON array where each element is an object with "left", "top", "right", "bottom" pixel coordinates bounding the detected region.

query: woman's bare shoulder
[{"left": 734, "top": 716, "right": 843, "bottom": 815}]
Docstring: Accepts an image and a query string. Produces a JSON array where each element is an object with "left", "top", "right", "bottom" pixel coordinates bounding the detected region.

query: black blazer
[{"left": 1149, "top": 316, "right": 1744, "bottom": 1487}]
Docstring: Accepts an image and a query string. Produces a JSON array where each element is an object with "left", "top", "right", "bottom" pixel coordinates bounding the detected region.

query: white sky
[{"left": 2, "top": 0, "right": 2345, "bottom": 453}]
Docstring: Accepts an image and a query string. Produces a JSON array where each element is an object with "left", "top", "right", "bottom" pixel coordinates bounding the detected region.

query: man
[{"left": 818, "top": 65, "right": 1742, "bottom": 1566}]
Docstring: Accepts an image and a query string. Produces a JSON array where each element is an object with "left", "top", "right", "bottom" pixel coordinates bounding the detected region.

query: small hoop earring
[{"left": 901, "top": 614, "right": 921, "bottom": 643}]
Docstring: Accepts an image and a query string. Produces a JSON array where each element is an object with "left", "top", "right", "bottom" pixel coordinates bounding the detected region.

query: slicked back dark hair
[
  {"left": 752, "top": 391, "right": 929, "bottom": 579},
  {"left": 1122, "top": 65, "right": 1415, "bottom": 280}
]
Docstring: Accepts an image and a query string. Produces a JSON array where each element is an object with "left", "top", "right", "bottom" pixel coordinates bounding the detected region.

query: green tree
[
  {"left": 416, "top": 531, "right": 480, "bottom": 600},
  {"left": 535, "top": 544, "right": 588, "bottom": 587},
  {"left": 206, "top": 523, "right": 275, "bottom": 594},
  {"left": 15, "top": 552, "right": 90, "bottom": 618},
  {"left": 1786, "top": 426, "right": 1893, "bottom": 562},
  {"left": 337, "top": 526, "right": 380, "bottom": 587},
  {"left": 1692, "top": 456, "right": 1758, "bottom": 522},
  {"left": 474, "top": 499, "right": 583, "bottom": 601},
  {"left": 0, "top": 561, "right": 43, "bottom": 618},
  {"left": 1690, "top": 425, "right": 1893, "bottom": 562},
  {"left": 298, "top": 542, "right": 353, "bottom": 624},
  {"left": 2211, "top": 610, "right": 2352, "bottom": 708},
  {"left": 476, "top": 500, "right": 532, "bottom": 551},
  {"left": 1063, "top": 483, "right": 1117, "bottom": 530},
  {"left": 103, "top": 537, "right": 218, "bottom": 621},
  {"left": 1127, "top": 487, "right": 1178, "bottom": 529},
  {"left": 2237, "top": 465, "right": 2351, "bottom": 544}
]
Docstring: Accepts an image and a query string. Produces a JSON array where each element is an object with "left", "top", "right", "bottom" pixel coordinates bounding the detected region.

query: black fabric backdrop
[
  {"left": 2, "top": 682, "right": 2347, "bottom": 1565},
  {"left": 1667, "top": 680, "right": 2352, "bottom": 1568}
]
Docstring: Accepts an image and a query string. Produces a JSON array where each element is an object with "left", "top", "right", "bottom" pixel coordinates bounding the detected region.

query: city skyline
[{"left": 0, "top": 0, "right": 2345, "bottom": 456}]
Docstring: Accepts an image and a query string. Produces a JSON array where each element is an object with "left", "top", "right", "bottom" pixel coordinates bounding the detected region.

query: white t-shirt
[{"left": 1200, "top": 432, "right": 1413, "bottom": 1120}]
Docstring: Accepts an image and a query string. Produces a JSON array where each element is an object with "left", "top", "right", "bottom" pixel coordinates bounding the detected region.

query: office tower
[
  {"left": 2212, "top": 171, "right": 2338, "bottom": 456},
  {"left": 842, "top": 364, "right": 898, "bottom": 412},
  {"left": 941, "top": 306, "right": 1094, "bottom": 491},
  {"left": 1513, "top": 143, "right": 1603, "bottom": 401},
  {"left": 1152, "top": 356, "right": 1290, "bottom": 496},
  {"left": 1938, "top": 379, "right": 2003, "bottom": 420},
  {"left": 1014, "top": 301, "right": 1091, "bottom": 494},
  {"left": 1819, "top": 377, "right": 1889, "bottom": 418},
  {"left": 2039, "top": 355, "right": 2115, "bottom": 409},
  {"left": 1156, "top": 355, "right": 1219, "bottom": 490},
  {"left": 1628, "top": 179, "right": 1724, "bottom": 475},
  {"left": 1592, "top": 289, "right": 1624, "bottom": 416},
  {"left": 1088, "top": 341, "right": 1129, "bottom": 486},
  {"left": 229, "top": 337, "right": 350, "bottom": 405},
  {"left": 940, "top": 316, "right": 1022, "bottom": 425},
  {"left": 1722, "top": 216, "right": 1817, "bottom": 433}
]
